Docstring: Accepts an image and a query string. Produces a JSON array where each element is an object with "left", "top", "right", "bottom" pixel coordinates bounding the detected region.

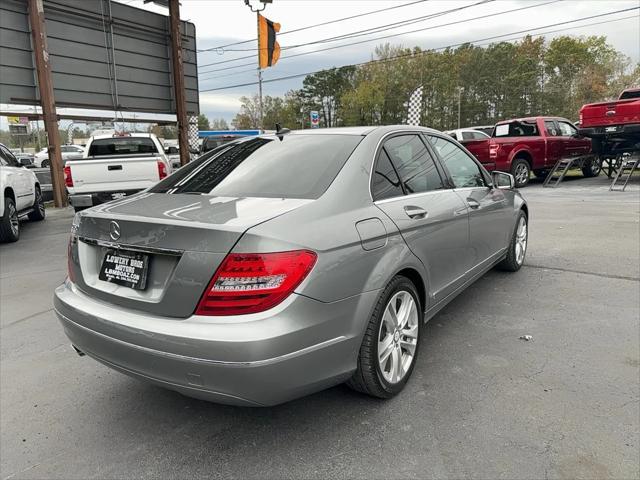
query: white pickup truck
[
  {"left": 65, "top": 133, "right": 171, "bottom": 212},
  {"left": 0, "top": 143, "right": 45, "bottom": 242}
]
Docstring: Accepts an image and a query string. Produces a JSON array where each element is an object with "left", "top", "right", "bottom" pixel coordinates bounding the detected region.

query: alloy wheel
[
  {"left": 514, "top": 163, "right": 529, "bottom": 185},
  {"left": 9, "top": 203, "right": 19, "bottom": 236},
  {"left": 377, "top": 290, "right": 419, "bottom": 384},
  {"left": 515, "top": 216, "right": 527, "bottom": 265}
]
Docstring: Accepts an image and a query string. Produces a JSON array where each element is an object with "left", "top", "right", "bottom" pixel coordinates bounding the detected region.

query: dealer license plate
[
  {"left": 605, "top": 126, "right": 619, "bottom": 133},
  {"left": 99, "top": 249, "right": 149, "bottom": 290}
]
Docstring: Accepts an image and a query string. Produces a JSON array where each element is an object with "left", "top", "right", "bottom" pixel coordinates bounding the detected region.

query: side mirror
[{"left": 492, "top": 171, "right": 515, "bottom": 190}]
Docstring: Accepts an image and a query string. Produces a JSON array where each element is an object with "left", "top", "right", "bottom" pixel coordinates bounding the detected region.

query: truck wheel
[
  {"left": 581, "top": 158, "right": 602, "bottom": 178},
  {"left": 0, "top": 197, "right": 20, "bottom": 243},
  {"left": 28, "top": 187, "right": 46, "bottom": 221},
  {"left": 511, "top": 158, "right": 531, "bottom": 187}
]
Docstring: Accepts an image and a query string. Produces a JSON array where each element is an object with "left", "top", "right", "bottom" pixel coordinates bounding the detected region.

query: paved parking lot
[{"left": 1, "top": 175, "right": 639, "bottom": 479}]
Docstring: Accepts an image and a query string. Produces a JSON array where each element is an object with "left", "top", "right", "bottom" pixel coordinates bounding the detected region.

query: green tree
[
  {"left": 210, "top": 118, "right": 229, "bottom": 130},
  {"left": 197, "top": 114, "right": 210, "bottom": 130}
]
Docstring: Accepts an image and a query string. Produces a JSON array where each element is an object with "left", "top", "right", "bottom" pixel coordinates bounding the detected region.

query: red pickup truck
[
  {"left": 578, "top": 87, "right": 640, "bottom": 160},
  {"left": 462, "top": 116, "right": 593, "bottom": 187}
]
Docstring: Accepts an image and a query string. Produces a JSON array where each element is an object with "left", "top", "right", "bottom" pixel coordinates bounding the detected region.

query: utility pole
[
  {"left": 169, "top": 0, "right": 190, "bottom": 166},
  {"left": 28, "top": 0, "right": 67, "bottom": 207},
  {"left": 256, "top": 12, "right": 263, "bottom": 130},
  {"left": 457, "top": 86, "right": 462, "bottom": 130}
]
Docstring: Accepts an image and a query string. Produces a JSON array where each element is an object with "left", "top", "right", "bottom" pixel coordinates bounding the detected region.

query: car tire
[
  {"left": 581, "top": 157, "right": 602, "bottom": 178},
  {"left": 511, "top": 158, "right": 531, "bottom": 187},
  {"left": 0, "top": 197, "right": 20, "bottom": 243},
  {"left": 347, "top": 275, "right": 422, "bottom": 399},
  {"left": 497, "top": 210, "right": 528, "bottom": 272},
  {"left": 41, "top": 159, "right": 50, "bottom": 168},
  {"left": 28, "top": 187, "right": 46, "bottom": 221}
]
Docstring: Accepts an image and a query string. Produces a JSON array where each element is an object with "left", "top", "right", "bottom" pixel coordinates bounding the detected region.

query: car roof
[
  {"left": 91, "top": 133, "right": 153, "bottom": 140},
  {"left": 495, "top": 116, "right": 569, "bottom": 125},
  {"left": 276, "top": 125, "right": 446, "bottom": 137}
]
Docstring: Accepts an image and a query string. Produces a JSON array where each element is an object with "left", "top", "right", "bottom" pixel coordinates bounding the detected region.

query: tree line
[{"left": 231, "top": 35, "right": 639, "bottom": 131}]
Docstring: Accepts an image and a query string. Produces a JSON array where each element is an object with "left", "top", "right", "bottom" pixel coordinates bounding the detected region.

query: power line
[
  {"left": 197, "top": 0, "right": 429, "bottom": 52},
  {"left": 197, "top": 0, "right": 561, "bottom": 75},
  {"left": 199, "top": 9, "right": 639, "bottom": 93},
  {"left": 225, "top": 0, "right": 494, "bottom": 52},
  {"left": 198, "top": 0, "right": 496, "bottom": 69}
]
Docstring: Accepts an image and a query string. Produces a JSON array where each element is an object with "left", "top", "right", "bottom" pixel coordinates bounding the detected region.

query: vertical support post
[
  {"left": 258, "top": 69, "right": 264, "bottom": 130},
  {"left": 457, "top": 87, "right": 462, "bottom": 130},
  {"left": 169, "top": 0, "right": 189, "bottom": 166},
  {"left": 28, "top": 0, "right": 67, "bottom": 207},
  {"left": 256, "top": 13, "right": 263, "bottom": 130}
]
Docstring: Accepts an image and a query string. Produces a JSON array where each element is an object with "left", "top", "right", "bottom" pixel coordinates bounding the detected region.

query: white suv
[{"left": 0, "top": 143, "right": 45, "bottom": 242}]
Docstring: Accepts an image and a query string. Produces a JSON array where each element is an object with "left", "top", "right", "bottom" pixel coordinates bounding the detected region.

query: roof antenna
[{"left": 275, "top": 123, "right": 290, "bottom": 140}]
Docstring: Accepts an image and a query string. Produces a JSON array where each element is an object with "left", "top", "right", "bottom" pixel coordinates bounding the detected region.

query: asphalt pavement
[{"left": 1, "top": 175, "right": 638, "bottom": 479}]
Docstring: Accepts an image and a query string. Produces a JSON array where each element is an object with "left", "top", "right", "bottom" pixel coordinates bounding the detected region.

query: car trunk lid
[{"left": 70, "top": 192, "right": 312, "bottom": 317}]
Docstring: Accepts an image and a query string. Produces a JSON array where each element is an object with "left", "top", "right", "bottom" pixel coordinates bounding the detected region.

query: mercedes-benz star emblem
[{"left": 109, "top": 221, "right": 121, "bottom": 241}]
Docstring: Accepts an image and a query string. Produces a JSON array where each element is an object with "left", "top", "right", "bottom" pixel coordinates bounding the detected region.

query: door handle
[
  {"left": 466, "top": 198, "right": 480, "bottom": 210},
  {"left": 108, "top": 165, "right": 123, "bottom": 171},
  {"left": 404, "top": 205, "right": 428, "bottom": 219}
]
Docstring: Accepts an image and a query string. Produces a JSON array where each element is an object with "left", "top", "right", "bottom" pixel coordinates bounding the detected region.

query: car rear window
[
  {"left": 619, "top": 90, "right": 640, "bottom": 100},
  {"left": 88, "top": 137, "right": 157, "bottom": 156},
  {"left": 493, "top": 121, "right": 539, "bottom": 137},
  {"left": 151, "top": 134, "right": 363, "bottom": 199}
]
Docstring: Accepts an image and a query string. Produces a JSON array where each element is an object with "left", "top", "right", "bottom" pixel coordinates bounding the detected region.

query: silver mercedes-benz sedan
[{"left": 54, "top": 126, "right": 528, "bottom": 406}]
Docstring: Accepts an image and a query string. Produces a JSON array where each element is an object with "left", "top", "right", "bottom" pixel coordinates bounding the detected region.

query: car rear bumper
[
  {"left": 54, "top": 281, "right": 377, "bottom": 406},
  {"left": 578, "top": 123, "right": 640, "bottom": 138},
  {"left": 69, "top": 190, "right": 143, "bottom": 208}
]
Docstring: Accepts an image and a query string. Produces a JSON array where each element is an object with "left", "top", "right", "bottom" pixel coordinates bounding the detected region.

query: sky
[
  {"left": 1, "top": 0, "right": 639, "bottom": 129},
  {"left": 154, "top": 0, "right": 640, "bottom": 123}
]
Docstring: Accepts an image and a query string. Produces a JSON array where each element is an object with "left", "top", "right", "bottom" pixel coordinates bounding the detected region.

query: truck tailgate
[
  {"left": 67, "top": 156, "right": 162, "bottom": 194},
  {"left": 581, "top": 98, "right": 640, "bottom": 127}
]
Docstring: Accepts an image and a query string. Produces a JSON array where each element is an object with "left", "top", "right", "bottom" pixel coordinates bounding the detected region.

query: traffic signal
[{"left": 258, "top": 13, "right": 280, "bottom": 69}]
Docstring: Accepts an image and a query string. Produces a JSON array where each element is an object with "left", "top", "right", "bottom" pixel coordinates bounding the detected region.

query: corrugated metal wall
[{"left": 0, "top": 0, "right": 199, "bottom": 115}]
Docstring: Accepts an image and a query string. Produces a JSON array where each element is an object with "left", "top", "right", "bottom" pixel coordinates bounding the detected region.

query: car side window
[
  {"left": 0, "top": 146, "right": 19, "bottom": 167},
  {"left": 382, "top": 135, "right": 445, "bottom": 195},
  {"left": 544, "top": 120, "right": 559, "bottom": 136},
  {"left": 371, "top": 149, "right": 404, "bottom": 201},
  {"left": 472, "top": 131, "right": 487, "bottom": 140},
  {"left": 557, "top": 121, "right": 577, "bottom": 137},
  {"left": 461, "top": 131, "right": 474, "bottom": 141},
  {"left": 426, "top": 135, "right": 486, "bottom": 188}
]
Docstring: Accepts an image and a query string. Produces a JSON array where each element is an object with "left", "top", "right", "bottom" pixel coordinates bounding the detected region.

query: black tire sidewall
[
  {"left": 29, "top": 188, "right": 46, "bottom": 221},
  {"left": 511, "top": 159, "right": 531, "bottom": 187},
  {"left": 1, "top": 197, "right": 19, "bottom": 242},
  {"left": 373, "top": 278, "right": 423, "bottom": 395}
]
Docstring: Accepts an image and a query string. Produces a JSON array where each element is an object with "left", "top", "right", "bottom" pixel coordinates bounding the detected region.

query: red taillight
[
  {"left": 157, "top": 161, "right": 168, "bottom": 180},
  {"left": 489, "top": 143, "right": 500, "bottom": 159},
  {"left": 64, "top": 165, "right": 73, "bottom": 187},
  {"left": 196, "top": 250, "right": 317, "bottom": 316}
]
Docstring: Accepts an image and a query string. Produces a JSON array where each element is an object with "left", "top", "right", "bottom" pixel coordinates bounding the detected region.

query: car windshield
[
  {"left": 88, "top": 137, "right": 157, "bottom": 156},
  {"left": 493, "top": 121, "right": 539, "bottom": 137},
  {"left": 151, "top": 134, "right": 363, "bottom": 199}
]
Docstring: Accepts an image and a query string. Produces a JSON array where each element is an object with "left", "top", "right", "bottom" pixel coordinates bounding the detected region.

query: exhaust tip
[{"left": 72, "top": 345, "right": 85, "bottom": 357}]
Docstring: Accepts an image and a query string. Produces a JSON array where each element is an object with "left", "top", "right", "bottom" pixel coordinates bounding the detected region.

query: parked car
[
  {"left": 34, "top": 144, "right": 84, "bottom": 168},
  {"left": 445, "top": 128, "right": 490, "bottom": 142},
  {"left": 578, "top": 87, "right": 640, "bottom": 158},
  {"left": 469, "top": 125, "right": 495, "bottom": 136},
  {"left": 64, "top": 133, "right": 170, "bottom": 212},
  {"left": 465, "top": 116, "right": 594, "bottom": 187},
  {"left": 13, "top": 152, "right": 35, "bottom": 168},
  {"left": 55, "top": 126, "right": 528, "bottom": 406},
  {"left": 0, "top": 143, "right": 45, "bottom": 242},
  {"left": 200, "top": 134, "right": 244, "bottom": 154}
]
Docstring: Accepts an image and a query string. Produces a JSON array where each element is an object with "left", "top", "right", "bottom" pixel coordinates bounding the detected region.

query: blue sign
[{"left": 310, "top": 111, "right": 320, "bottom": 129}]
